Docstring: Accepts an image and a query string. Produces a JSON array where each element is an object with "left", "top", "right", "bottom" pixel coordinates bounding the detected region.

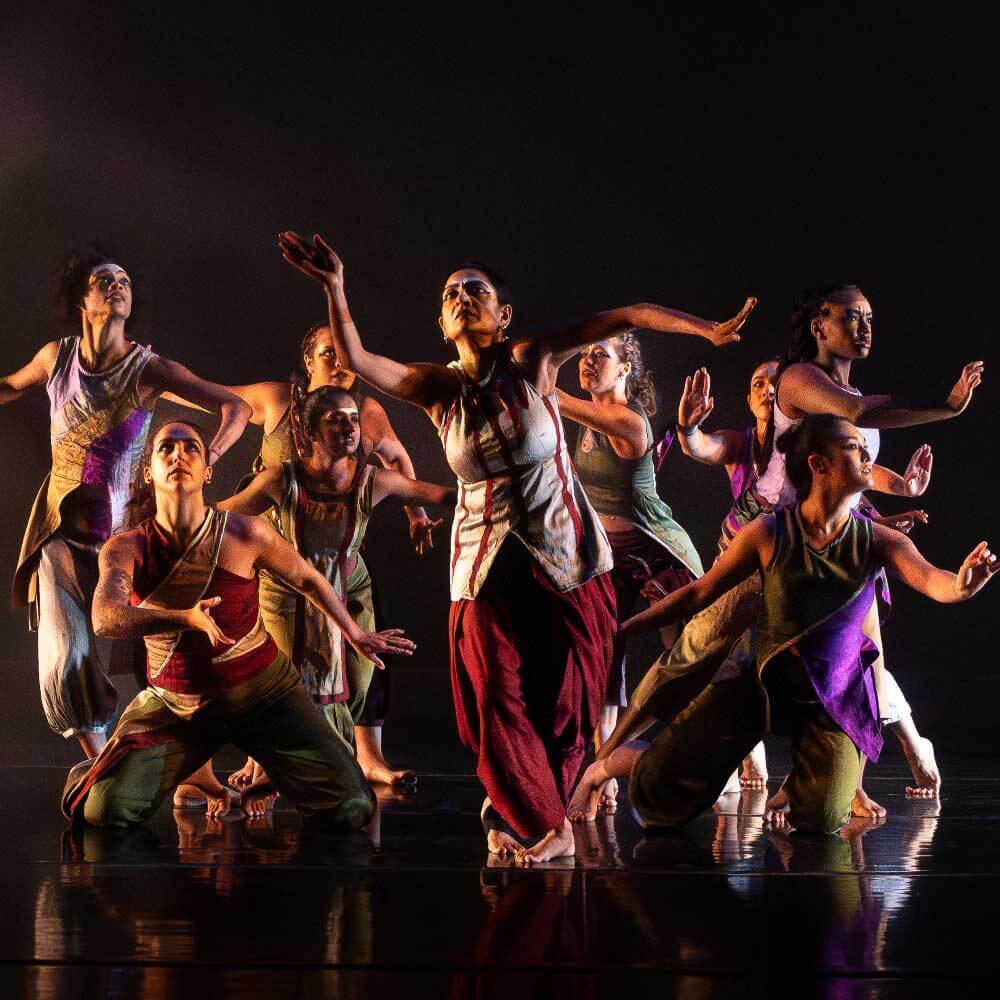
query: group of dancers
[{"left": 2, "top": 235, "right": 994, "bottom": 864}]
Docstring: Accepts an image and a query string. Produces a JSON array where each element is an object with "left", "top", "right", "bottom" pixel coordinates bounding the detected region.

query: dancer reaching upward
[
  {"left": 1, "top": 250, "right": 251, "bottom": 759},
  {"left": 557, "top": 334, "right": 704, "bottom": 792},
  {"left": 61, "top": 420, "right": 414, "bottom": 828},
  {"left": 219, "top": 324, "right": 440, "bottom": 786},
  {"left": 279, "top": 229, "right": 755, "bottom": 862},
  {"left": 568, "top": 414, "right": 997, "bottom": 834},
  {"left": 593, "top": 284, "right": 982, "bottom": 817}
]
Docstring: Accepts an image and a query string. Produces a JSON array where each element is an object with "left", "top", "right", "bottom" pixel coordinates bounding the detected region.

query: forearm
[
  {"left": 93, "top": 602, "right": 190, "bottom": 639},
  {"left": 855, "top": 400, "right": 955, "bottom": 430},
  {"left": 921, "top": 568, "right": 966, "bottom": 603},
  {"left": 621, "top": 302, "right": 718, "bottom": 340},
  {"left": 678, "top": 426, "right": 731, "bottom": 465},
  {"left": 207, "top": 399, "right": 253, "bottom": 462},
  {"left": 870, "top": 465, "right": 907, "bottom": 496},
  {"left": 298, "top": 573, "right": 362, "bottom": 639},
  {"left": 619, "top": 587, "right": 701, "bottom": 638}
]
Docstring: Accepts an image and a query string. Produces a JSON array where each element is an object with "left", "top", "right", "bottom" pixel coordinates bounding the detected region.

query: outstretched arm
[
  {"left": 620, "top": 515, "right": 768, "bottom": 637},
  {"left": 92, "top": 534, "right": 233, "bottom": 646},
  {"left": 0, "top": 341, "right": 59, "bottom": 405},
  {"left": 216, "top": 465, "right": 284, "bottom": 516},
  {"left": 555, "top": 390, "right": 648, "bottom": 457},
  {"left": 279, "top": 232, "right": 458, "bottom": 414},
  {"left": 250, "top": 516, "right": 415, "bottom": 668},
  {"left": 516, "top": 297, "right": 757, "bottom": 390},
  {"left": 675, "top": 367, "right": 749, "bottom": 466},
  {"left": 870, "top": 444, "right": 933, "bottom": 498},
  {"left": 370, "top": 467, "right": 457, "bottom": 509},
  {"left": 141, "top": 357, "right": 252, "bottom": 463},
  {"left": 874, "top": 524, "right": 999, "bottom": 603},
  {"left": 780, "top": 362, "right": 984, "bottom": 429}
]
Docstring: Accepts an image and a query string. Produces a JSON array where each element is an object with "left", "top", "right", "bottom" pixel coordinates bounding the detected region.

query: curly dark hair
[
  {"left": 611, "top": 330, "right": 656, "bottom": 417},
  {"left": 51, "top": 244, "right": 138, "bottom": 325}
]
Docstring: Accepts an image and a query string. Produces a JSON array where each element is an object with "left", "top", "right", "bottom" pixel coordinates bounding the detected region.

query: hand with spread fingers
[
  {"left": 902, "top": 444, "right": 933, "bottom": 497},
  {"left": 954, "top": 541, "right": 1000, "bottom": 599},
  {"left": 707, "top": 296, "right": 757, "bottom": 347},
  {"left": 279, "top": 232, "right": 344, "bottom": 293},
  {"left": 945, "top": 361, "right": 985, "bottom": 414},
  {"left": 347, "top": 626, "right": 416, "bottom": 670},
  {"left": 185, "top": 597, "right": 234, "bottom": 647},
  {"left": 678, "top": 367, "right": 715, "bottom": 431}
]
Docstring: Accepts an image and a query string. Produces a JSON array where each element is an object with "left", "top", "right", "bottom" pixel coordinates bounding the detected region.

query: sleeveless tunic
[
  {"left": 572, "top": 400, "right": 704, "bottom": 578},
  {"left": 440, "top": 346, "right": 612, "bottom": 600},
  {"left": 14, "top": 337, "right": 156, "bottom": 610},
  {"left": 272, "top": 460, "right": 376, "bottom": 704},
  {"left": 132, "top": 510, "right": 277, "bottom": 699},
  {"left": 753, "top": 506, "right": 882, "bottom": 761}
]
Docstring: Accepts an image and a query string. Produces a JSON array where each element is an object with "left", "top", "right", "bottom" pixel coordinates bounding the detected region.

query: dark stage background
[{"left": 0, "top": 4, "right": 995, "bottom": 763}]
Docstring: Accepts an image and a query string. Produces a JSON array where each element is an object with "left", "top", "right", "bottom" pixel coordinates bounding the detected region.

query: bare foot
[
  {"left": 567, "top": 760, "right": 608, "bottom": 822},
  {"left": 599, "top": 777, "right": 619, "bottom": 814},
  {"left": 242, "top": 781, "right": 278, "bottom": 819},
  {"left": 851, "top": 786, "right": 887, "bottom": 821},
  {"left": 515, "top": 819, "right": 576, "bottom": 865},
  {"left": 228, "top": 757, "right": 257, "bottom": 790},
  {"left": 481, "top": 798, "right": 521, "bottom": 857},
  {"left": 356, "top": 725, "right": 416, "bottom": 789},
  {"left": 903, "top": 736, "right": 941, "bottom": 798},
  {"left": 362, "top": 760, "right": 417, "bottom": 788},
  {"left": 173, "top": 761, "right": 231, "bottom": 817},
  {"left": 740, "top": 742, "right": 768, "bottom": 790},
  {"left": 764, "top": 785, "right": 789, "bottom": 829}
]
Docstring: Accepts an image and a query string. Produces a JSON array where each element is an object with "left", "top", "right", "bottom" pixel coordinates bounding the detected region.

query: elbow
[
  {"left": 226, "top": 398, "right": 253, "bottom": 425},
  {"left": 92, "top": 609, "right": 117, "bottom": 639}
]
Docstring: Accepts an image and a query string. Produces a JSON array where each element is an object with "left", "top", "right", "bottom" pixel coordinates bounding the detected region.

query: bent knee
[{"left": 82, "top": 787, "right": 154, "bottom": 828}]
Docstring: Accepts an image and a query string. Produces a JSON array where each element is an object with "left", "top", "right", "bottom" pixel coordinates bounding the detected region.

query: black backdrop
[{"left": 1, "top": 4, "right": 995, "bottom": 761}]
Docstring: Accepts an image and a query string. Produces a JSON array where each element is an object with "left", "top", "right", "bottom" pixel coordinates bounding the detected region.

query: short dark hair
[
  {"left": 784, "top": 284, "right": 863, "bottom": 368},
  {"left": 443, "top": 261, "right": 512, "bottom": 307},
  {"left": 52, "top": 244, "right": 138, "bottom": 323},
  {"left": 775, "top": 412, "right": 850, "bottom": 501},
  {"left": 297, "top": 385, "right": 358, "bottom": 438}
]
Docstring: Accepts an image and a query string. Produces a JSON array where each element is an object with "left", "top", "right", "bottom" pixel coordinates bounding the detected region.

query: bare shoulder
[
  {"left": 221, "top": 510, "right": 261, "bottom": 540},
  {"left": 101, "top": 527, "right": 145, "bottom": 567}
]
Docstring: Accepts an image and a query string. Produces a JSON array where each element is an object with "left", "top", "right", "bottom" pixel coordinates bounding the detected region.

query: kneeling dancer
[
  {"left": 569, "top": 415, "right": 996, "bottom": 834},
  {"left": 62, "top": 421, "right": 414, "bottom": 828}
]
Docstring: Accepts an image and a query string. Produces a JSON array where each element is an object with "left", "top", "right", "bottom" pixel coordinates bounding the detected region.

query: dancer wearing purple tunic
[{"left": 568, "top": 415, "right": 997, "bottom": 834}]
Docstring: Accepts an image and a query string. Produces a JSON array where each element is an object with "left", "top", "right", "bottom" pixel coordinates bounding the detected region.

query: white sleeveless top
[
  {"left": 756, "top": 373, "right": 880, "bottom": 509},
  {"left": 439, "top": 347, "right": 612, "bottom": 600}
]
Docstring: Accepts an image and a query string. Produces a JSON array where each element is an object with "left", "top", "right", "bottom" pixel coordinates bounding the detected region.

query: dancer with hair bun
[
  {"left": 278, "top": 229, "right": 755, "bottom": 862},
  {"left": 557, "top": 332, "right": 705, "bottom": 813},
  {"left": 217, "top": 324, "right": 439, "bottom": 787},
  {"left": 1, "top": 249, "right": 250, "bottom": 760},
  {"left": 568, "top": 414, "right": 997, "bottom": 834}
]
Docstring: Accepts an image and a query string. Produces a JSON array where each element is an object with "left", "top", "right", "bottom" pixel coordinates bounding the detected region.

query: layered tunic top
[
  {"left": 14, "top": 337, "right": 156, "bottom": 611},
  {"left": 572, "top": 400, "right": 703, "bottom": 578},
  {"left": 753, "top": 506, "right": 882, "bottom": 761},
  {"left": 439, "top": 346, "right": 612, "bottom": 601}
]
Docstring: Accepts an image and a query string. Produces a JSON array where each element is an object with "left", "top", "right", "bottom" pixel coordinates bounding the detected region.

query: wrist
[{"left": 676, "top": 421, "right": 700, "bottom": 437}]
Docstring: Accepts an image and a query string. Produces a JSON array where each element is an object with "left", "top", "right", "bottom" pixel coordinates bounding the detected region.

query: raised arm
[
  {"left": 216, "top": 465, "right": 284, "bottom": 517},
  {"left": 279, "top": 232, "right": 458, "bottom": 414},
  {"left": 515, "top": 297, "right": 757, "bottom": 386},
  {"left": 140, "top": 357, "right": 252, "bottom": 463},
  {"left": 874, "top": 523, "right": 999, "bottom": 603},
  {"left": 780, "top": 362, "right": 984, "bottom": 429},
  {"left": 620, "top": 515, "right": 770, "bottom": 638},
  {"left": 92, "top": 533, "right": 233, "bottom": 646},
  {"left": 675, "top": 367, "right": 749, "bottom": 466},
  {"left": 0, "top": 340, "right": 59, "bottom": 405},
  {"left": 555, "top": 390, "right": 648, "bottom": 457},
  {"left": 249, "top": 516, "right": 415, "bottom": 668}
]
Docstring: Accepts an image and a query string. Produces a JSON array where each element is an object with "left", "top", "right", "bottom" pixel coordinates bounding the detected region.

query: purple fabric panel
[
  {"left": 794, "top": 579, "right": 883, "bottom": 762},
  {"left": 725, "top": 427, "right": 757, "bottom": 501},
  {"left": 654, "top": 428, "right": 676, "bottom": 472},
  {"left": 81, "top": 407, "right": 149, "bottom": 484}
]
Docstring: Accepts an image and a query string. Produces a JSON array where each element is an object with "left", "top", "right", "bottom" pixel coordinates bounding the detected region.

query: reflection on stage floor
[{"left": 0, "top": 752, "right": 995, "bottom": 997}]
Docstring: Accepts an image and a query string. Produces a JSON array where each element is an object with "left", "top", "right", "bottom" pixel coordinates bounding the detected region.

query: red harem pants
[{"left": 449, "top": 540, "right": 616, "bottom": 840}]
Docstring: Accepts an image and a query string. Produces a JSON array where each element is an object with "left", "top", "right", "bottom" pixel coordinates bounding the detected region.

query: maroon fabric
[{"left": 449, "top": 541, "right": 616, "bottom": 839}]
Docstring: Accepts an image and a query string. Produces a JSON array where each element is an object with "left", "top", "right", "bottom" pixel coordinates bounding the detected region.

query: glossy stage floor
[{"left": 0, "top": 668, "right": 995, "bottom": 997}]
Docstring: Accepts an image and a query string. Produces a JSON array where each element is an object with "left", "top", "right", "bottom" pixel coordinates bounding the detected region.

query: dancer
[
  {"left": 1, "top": 251, "right": 251, "bottom": 759},
  {"left": 594, "top": 284, "right": 982, "bottom": 811},
  {"left": 568, "top": 414, "right": 997, "bottom": 834},
  {"left": 278, "top": 229, "right": 754, "bottom": 862},
  {"left": 61, "top": 420, "right": 415, "bottom": 828},
  {"left": 218, "top": 384, "right": 454, "bottom": 743},
  {"left": 222, "top": 324, "right": 441, "bottom": 785},
  {"left": 558, "top": 335, "right": 704, "bottom": 780}
]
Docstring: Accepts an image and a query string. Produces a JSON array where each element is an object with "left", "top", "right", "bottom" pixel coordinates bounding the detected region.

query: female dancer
[
  {"left": 61, "top": 420, "right": 415, "bottom": 828},
  {"left": 568, "top": 414, "right": 997, "bottom": 833},
  {"left": 0, "top": 251, "right": 250, "bottom": 758},
  {"left": 557, "top": 335, "right": 704, "bottom": 767},
  {"left": 221, "top": 324, "right": 440, "bottom": 785},
  {"left": 278, "top": 229, "right": 754, "bottom": 862},
  {"left": 216, "top": 386, "right": 454, "bottom": 781},
  {"left": 593, "top": 284, "right": 982, "bottom": 815}
]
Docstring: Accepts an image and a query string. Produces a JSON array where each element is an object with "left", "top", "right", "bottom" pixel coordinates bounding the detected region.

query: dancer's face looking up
[
  {"left": 83, "top": 263, "right": 132, "bottom": 322},
  {"left": 747, "top": 360, "right": 778, "bottom": 422},
  {"left": 304, "top": 327, "right": 357, "bottom": 391},
  {"left": 144, "top": 423, "right": 211, "bottom": 494},
  {"left": 808, "top": 418, "right": 874, "bottom": 495},
  {"left": 578, "top": 341, "right": 630, "bottom": 396},
  {"left": 308, "top": 405, "right": 361, "bottom": 459},
  {"left": 810, "top": 289, "right": 873, "bottom": 361},
  {"left": 439, "top": 269, "right": 512, "bottom": 346}
]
